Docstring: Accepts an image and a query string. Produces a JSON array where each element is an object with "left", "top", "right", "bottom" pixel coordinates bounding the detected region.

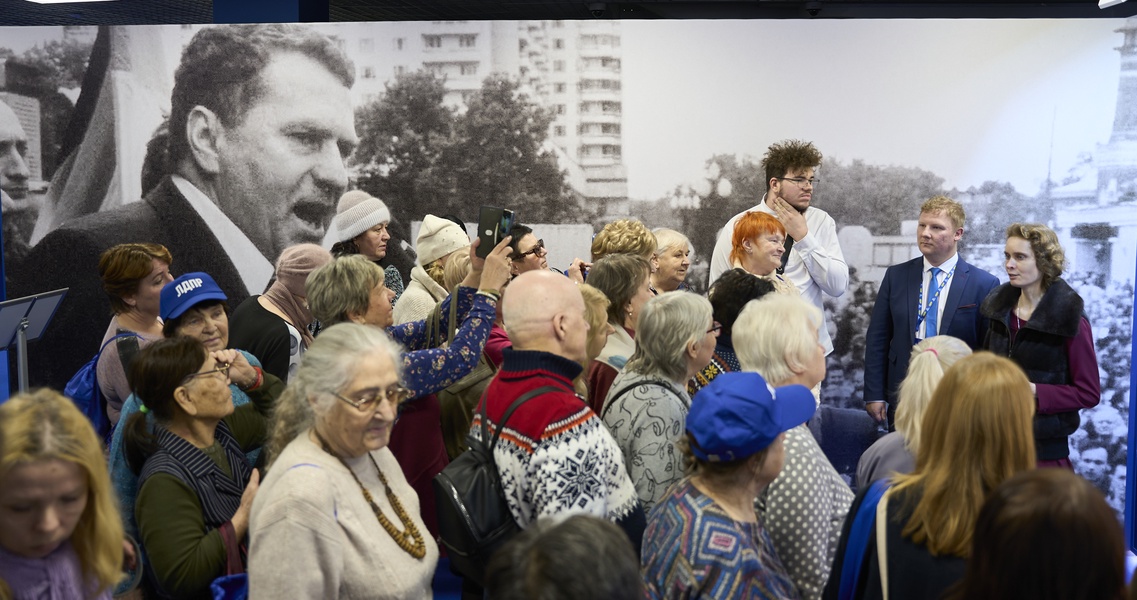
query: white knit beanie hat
[
  {"left": 416, "top": 215, "right": 470, "bottom": 266},
  {"left": 333, "top": 190, "right": 391, "bottom": 242}
]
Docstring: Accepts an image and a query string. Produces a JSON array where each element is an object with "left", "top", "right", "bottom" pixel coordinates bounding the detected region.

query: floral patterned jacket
[{"left": 387, "top": 286, "right": 496, "bottom": 398}]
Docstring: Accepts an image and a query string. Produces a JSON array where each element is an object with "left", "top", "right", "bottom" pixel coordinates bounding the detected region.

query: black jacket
[{"left": 981, "top": 279, "right": 1086, "bottom": 461}]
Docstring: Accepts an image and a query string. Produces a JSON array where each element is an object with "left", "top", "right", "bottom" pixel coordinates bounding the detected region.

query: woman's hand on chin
[{"left": 212, "top": 348, "right": 256, "bottom": 388}]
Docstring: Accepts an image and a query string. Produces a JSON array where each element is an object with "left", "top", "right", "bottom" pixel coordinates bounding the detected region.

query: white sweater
[
  {"left": 248, "top": 435, "right": 438, "bottom": 599},
  {"left": 392, "top": 265, "right": 449, "bottom": 326}
]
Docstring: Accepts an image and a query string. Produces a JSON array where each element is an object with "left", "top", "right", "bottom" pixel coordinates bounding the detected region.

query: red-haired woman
[{"left": 729, "top": 211, "right": 797, "bottom": 296}]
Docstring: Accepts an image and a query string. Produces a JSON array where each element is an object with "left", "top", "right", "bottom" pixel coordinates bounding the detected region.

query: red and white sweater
[{"left": 470, "top": 348, "right": 645, "bottom": 551}]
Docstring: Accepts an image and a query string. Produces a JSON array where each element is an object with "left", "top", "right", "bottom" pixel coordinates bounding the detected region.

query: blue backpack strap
[{"left": 838, "top": 478, "right": 891, "bottom": 600}]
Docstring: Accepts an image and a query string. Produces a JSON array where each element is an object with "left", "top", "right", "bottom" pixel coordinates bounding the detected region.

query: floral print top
[{"left": 387, "top": 286, "right": 496, "bottom": 398}]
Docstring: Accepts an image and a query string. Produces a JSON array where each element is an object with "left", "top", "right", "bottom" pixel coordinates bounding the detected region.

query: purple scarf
[{"left": 0, "top": 541, "right": 111, "bottom": 600}]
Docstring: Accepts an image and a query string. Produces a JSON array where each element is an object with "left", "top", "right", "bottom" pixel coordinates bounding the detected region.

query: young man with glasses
[{"left": 709, "top": 139, "right": 849, "bottom": 357}]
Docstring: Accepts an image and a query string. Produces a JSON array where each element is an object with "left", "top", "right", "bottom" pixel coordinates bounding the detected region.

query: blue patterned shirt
[{"left": 643, "top": 478, "right": 800, "bottom": 600}]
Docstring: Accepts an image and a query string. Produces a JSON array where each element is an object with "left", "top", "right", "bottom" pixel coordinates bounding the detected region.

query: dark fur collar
[{"left": 980, "top": 278, "right": 1083, "bottom": 338}]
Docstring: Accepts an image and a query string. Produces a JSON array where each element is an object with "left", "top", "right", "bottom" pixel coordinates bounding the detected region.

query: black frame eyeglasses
[
  {"left": 778, "top": 177, "right": 820, "bottom": 187},
  {"left": 707, "top": 322, "right": 723, "bottom": 336},
  {"left": 181, "top": 361, "right": 231, "bottom": 385},
  {"left": 333, "top": 385, "right": 413, "bottom": 413},
  {"left": 513, "top": 239, "right": 546, "bottom": 260}
]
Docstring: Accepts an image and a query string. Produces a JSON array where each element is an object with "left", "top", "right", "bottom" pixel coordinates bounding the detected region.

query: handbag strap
[
  {"left": 447, "top": 284, "right": 462, "bottom": 340},
  {"left": 218, "top": 520, "right": 245, "bottom": 576},
  {"left": 836, "top": 478, "right": 891, "bottom": 600},
  {"left": 99, "top": 331, "right": 142, "bottom": 355},
  {"left": 92, "top": 331, "right": 143, "bottom": 395},
  {"left": 601, "top": 379, "right": 681, "bottom": 421},
  {"left": 115, "top": 330, "right": 142, "bottom": 372},
  {"left": 425, "top": 300, "right": 444, "bottom": 349},
  {"left": 875, "top": 488, "right": 893, "bottom": 600},
  {"left": 478, "top": 386, "right": 562, "bottom": 452}
]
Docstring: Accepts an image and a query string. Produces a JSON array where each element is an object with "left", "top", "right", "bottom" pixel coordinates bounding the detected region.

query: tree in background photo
[{"left": 351, "top": 70, "right": 578, "bottom": 227}]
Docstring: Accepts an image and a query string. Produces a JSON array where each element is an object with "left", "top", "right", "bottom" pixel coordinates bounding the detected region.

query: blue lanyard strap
[{"left": 914, "top": 265, "right": 955, "bottom": 330}]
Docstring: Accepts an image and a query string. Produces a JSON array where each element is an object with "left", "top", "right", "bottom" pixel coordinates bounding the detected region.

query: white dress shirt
[
  {"left": 710, "top": 196, "right": 849, "bottom": 355},
  {"left": 171, "top": 175, "right": 274, "bottom": 296},
  {"left": 918, "top": 253, "right": 958, "bottom": 340}
]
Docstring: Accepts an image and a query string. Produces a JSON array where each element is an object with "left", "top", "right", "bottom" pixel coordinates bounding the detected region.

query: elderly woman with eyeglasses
[
  {"left": 601, "top": 292, "right": 716, "bottom": 513},
  {"left": 108, "top": 273, "right": 281, "bottom": 549},
  {"left": 122, "top": 335, "right": 280, "bottom": 599},
  {"left": 249, "top": 323, "right": 438, "bottom": 599}
]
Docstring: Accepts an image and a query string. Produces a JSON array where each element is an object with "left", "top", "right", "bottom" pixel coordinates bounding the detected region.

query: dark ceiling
[
  {"left": 328, "top": 0, "right": 1137, "bottom": 21},
  {"left": 0, "top": 0, "right": 212, "bottom": 26},
  {"left": 0, "top": 0, "right": 1134, "bottom": 27}
]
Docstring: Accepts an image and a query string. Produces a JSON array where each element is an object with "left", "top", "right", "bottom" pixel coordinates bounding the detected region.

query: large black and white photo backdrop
[{"left": 1, "top": 19, "right": 1134, "bottom": 513}]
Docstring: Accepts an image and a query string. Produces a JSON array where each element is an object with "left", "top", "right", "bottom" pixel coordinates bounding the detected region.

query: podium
[{"left": 0, "top": 288, "right": 68, "bottom": 394}]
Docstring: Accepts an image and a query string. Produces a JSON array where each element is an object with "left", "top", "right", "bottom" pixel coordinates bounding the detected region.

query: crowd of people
[{"left": 0, "top": 22, "right": 1124, "bottom": 600}]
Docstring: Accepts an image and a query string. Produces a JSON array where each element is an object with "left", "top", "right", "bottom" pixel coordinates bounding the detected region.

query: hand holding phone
[{"left": 476, "top": 206, "right": 515, "bottom": 259}]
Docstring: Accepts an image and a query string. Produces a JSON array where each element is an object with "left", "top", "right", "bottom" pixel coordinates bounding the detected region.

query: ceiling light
[{"left": 1099, "top": 0, "right": 1128, "bottom": 8}]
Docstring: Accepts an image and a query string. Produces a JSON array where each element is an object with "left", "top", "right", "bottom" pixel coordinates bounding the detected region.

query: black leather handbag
[{"left": 432, "top": 385, "right": 556, "bottom": 586}]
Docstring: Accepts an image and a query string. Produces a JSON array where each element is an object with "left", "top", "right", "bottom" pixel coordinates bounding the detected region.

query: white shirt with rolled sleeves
[{"left": 709, "top": 196, "right": 849, "bottom": 355}]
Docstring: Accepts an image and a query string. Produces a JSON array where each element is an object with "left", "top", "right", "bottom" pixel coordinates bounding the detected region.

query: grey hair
[
  {"left": 734, "top": 293, "right": 823, "bottom": 385},
  {"left": 651, "top": 228, "right": 693, "bottom": 260},
  {"left": 265, "top": 323, "right": 404, "bottom": 467},
  {"left": 624, "top": 292, "right": 713, "bottom": 382},
  {"left": 306, "top": 254, "right": 384, "bottom": 327}
]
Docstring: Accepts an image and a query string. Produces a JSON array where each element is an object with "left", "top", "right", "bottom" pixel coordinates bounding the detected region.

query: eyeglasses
[
  {"left": 778, "top": 177, "right": 820, "bottom": 187},
  {"left": 182, "top": 361, "right": 231, "bottom": 385},
  {"left": 707, "top": 321, "right": 722, "bottom": 336},
  {"left": 334, "top": 385, "right": 413, "bottom": 413},
  {"left": 513, "top": 239, "right": 545, "bottom": 260}
]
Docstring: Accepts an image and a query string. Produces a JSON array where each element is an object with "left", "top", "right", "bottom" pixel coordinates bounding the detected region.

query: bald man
[
  {"left": 471, "top": 270, "right": 645, "bottom": 553},
  {"left": 1, "top": 99, "right": 35, "bottom": 286},
  {"left": 0, "top": 100, "right": 30, "bottom": 204}
]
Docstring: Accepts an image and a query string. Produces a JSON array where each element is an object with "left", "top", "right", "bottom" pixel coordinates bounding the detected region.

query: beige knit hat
[
  {"left": 333, "top": 190, "right": 391, "bottom": 242},
  {"left": 417, "top": 214, "right": 470, "bottom": 266}
]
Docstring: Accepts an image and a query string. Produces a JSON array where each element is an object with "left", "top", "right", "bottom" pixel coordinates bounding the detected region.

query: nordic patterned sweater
[{"left": 470, "top": 348, "right": 647, "bottom": 553}]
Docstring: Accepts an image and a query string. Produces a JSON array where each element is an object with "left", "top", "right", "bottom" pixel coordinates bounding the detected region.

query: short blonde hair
[
  {"left": 0, "top": 390, "right": 124, "bottom": 595},
  {"left": 921, "top": 195, "right": 966, "bottom": 230},
  {"left": 895, "top": 336, "right": 972, "bottom": 454},
  {"left": 733, "top": 294, "right": 823, "bottom": 385},
  {"left": 441, "top": 247, "right": 471, "bottom": 291},
  {"left": 591, "top": 219, "right": 656, "bottom": 262},
  {"left": 306, "top": 254, "right": 385, "bottom": 327},
  {"left": 624, "top": 292, "right": 712, "bottom": 382},
  {"left": 579, "top": 283, "right": 610, "bottom": 360},
  {"left": 1005, "top": 223, "right": 1065, "bottom": 289},
  {"left": 651, "top": 228, "right": 692, "bottom": 259}
]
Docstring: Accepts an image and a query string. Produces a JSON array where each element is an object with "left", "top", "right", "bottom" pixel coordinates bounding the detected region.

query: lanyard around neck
[{"left": 914, "top": 265, "right": 956, "bottom": 330}]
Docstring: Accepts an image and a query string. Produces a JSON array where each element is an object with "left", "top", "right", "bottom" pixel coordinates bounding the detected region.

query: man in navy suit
[{"left": 863, "top": 196, "right": 999, "bottom": 429}]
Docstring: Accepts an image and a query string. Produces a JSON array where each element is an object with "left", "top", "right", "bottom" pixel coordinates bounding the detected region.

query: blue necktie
[{"left": 925, "top": 266, "right": 942, "bottom": 337}]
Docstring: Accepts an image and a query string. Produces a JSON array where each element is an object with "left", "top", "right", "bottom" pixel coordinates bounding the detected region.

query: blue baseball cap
[
  {"left": 160, "top": 272, "right": 227, "bottom": 322},
  {"left": 687, "top": 372, "right": 816, "bottom": 462}
]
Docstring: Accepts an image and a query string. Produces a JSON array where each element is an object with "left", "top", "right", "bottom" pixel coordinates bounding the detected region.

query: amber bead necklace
[{"left": 313, "top": 430, "right": 427, "bottom": 559}]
